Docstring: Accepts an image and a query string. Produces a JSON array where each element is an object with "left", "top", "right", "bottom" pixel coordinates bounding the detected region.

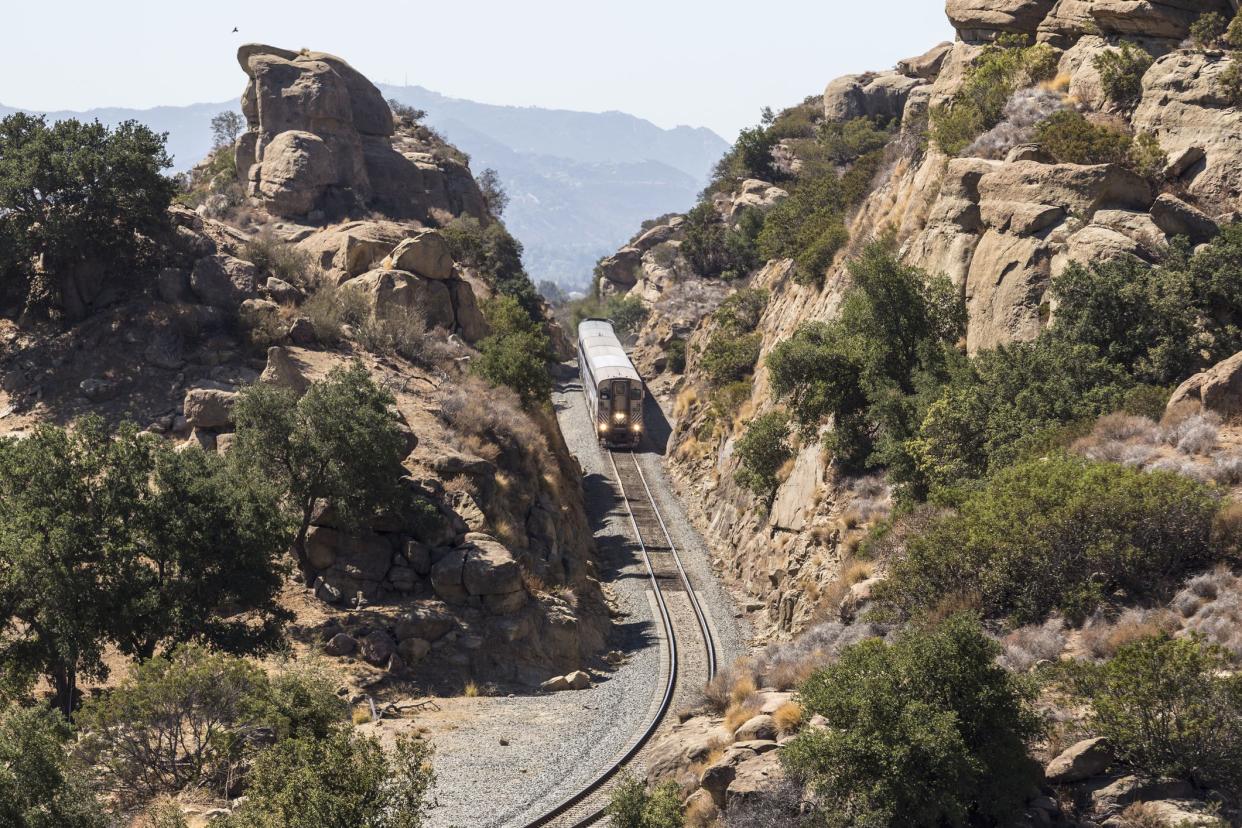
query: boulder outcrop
[
  {"left": 235, "top": 44, "right": 487, "bottom": 222},
  {"left": 946, "top": 0, "right": 1057, "bottom": 42}
]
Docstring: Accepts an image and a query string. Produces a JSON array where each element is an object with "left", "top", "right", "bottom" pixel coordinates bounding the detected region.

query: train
[{"left": 578, "top": 318, "right": 645, "bottom": 448}]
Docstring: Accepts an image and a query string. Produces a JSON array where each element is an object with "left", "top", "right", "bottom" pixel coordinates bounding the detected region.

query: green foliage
[
  {"left": 1229, "top": 12, "right": 1242, "bottom": 49},
  {"left": 817, "top": 117, "right": 895, "bottom": 165},
  {"left": 1191, "top": 11, "right": 1228, "bottom": 48},
  {"left": 783, "top": 614, "right": 1040, "bottom": 827},
  {"left": 570, "top": 293, "right": 648, "bottom": 336},
  {"left": 223, "top": 730, "right": 434, "bottom": 828},
  {"left": 242, "top": 233, "right": 314, "bottom": 289},
  {"left": 1092, "top": 43, "right": 1154, "bottom": 107},
  {"left": 714, "top": 288, "right": 768, "bottom": 333},
  {"left": 440, "top": 217, "right": 542, "bottom": 319},
  {"left": 680, "top": 202, "right": 764, "bottom": 280},
  {"left": 700, "top": 332, "right": 761, "bottom": 386},
  {"left": 606, "top": 773, "right": 684, "bottom": 828},
  {"left": 0, "top": 418, "right": 289, "bottom": 714},
  {"left": 210, "top": 111, "right": 244, "bottom": 149},
  {"left": 0, "top": 113, "right": 176, "bottom": 317},
  {"left": 78, "top": 645, "right": 346, "bottom": 802},
  {"left": 735, "top": 411, "right": 793, "bottom": 501},
  {"left": 1052, "top": 226, "right": 1242, "bottom": 384},
  {"left": 231, "top": 362, "right": 408, "bottom": 575},
  {"left": 875, "top": 456, "right": 1223, "bottom": 625},
  {"left": 0, "top": 705, "right": 109, "bottom": 828},
  {"left": 766, "top": 241, "right": 965, "bottom": 475},
  {"left": 907, "top": 337, "right": 1131, "bottom": 492},
  {"left": 930, "top": 36, "right": 1059, "bottom": 155},
  {"left": 1034, "top": 110, "right": 1133, "bottom": 165},
  {"left": 477, "top": 167, "right": 509, "bottom": 218},
  {"left": 665, "top": 338, "right": 686, "bottom": 374},
  {"left": 1128, "top": 130, "right": 1168, "bottom": 180},
  {"left": 1083, "top": 635, "right": 1242, "bottom": 795},
  {"left": 473, "top": 295, "right": 554, "bottom": 406},
  {"left": 1221, "top": 56, "right": 1242, "bottom": 106}
]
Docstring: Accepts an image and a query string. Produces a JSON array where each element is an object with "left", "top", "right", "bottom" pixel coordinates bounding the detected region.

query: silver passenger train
[{"left": 578, "top": 318, "right": 645, "bottom": 448}]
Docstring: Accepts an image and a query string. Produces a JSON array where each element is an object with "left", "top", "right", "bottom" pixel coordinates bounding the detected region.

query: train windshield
[{"left": 630, "top": 388, "right": 641, "bottom": 400}]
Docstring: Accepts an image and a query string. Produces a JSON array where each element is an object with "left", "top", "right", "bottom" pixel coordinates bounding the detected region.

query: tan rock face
[
  {"left": 1133, "top": 51, "right": 1242, "bottom": 211},
  {"left": 823, "top": 72, "right": 926, "bottom": 123},
  {"left": 235, "top": 44, "right": 487, "bottom": 222},
  {"left": 1168, "top": 350, "right": 1242, "bottom": 417},
  {"left": 946, "top": 0, "right": 1057, "bottom": 42},
  {"left": 1038, "top": 0, "right": 1235, "bottom": 47}
]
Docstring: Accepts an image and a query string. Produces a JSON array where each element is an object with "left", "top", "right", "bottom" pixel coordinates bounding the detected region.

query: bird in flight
[{"left": 232, "top": 27, "right": 239, "bottom": 32}]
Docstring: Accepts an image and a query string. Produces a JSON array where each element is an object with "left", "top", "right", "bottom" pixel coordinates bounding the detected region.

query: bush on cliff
[
  {"left": 0, "top": 705, "right": 108, "bottom": 828},
  {"left": 875, "top": 456, "right": 1223, "bottom": 625},
  {"left": 783, "top": 614, "right": 1040, "bottom": 827},
  {"left": 766, "top": 241, "right": 964, "bottom": 476},
  {"left": 735, "top": 411, "right": 794, "bottom": 502},
  {"left": 473, "top": 295, "right": 554, "bottom": 407},
  {"left": 930, "top": 35, "right": 1059, "bottom": 156}
]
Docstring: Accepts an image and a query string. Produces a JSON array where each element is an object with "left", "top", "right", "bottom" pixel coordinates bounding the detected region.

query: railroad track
[{"left": 519, "top": 449, "right": 718, "bottom": 828}]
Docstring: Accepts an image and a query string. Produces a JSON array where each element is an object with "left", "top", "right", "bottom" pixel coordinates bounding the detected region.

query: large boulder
[
  {"left": 182, "top": 382, "right": 238, "bottom": 429},
  {"left": 297, "top": 220, "right": 412, "bottom": 284},
  {"left": 898, "top": 42, "right": 955, "bottom": 80},
  {"left": 976, "top": 161, "right": 1153, "bottom": 226},
  {"left": 946, "top": 0, "right": 1056, "bottom": 42},
  {"left": 965, "top": 230, "right": 1053, "bottom": 353},
  {"left": 823, "top": 72, "right": 925, "bottom": 123},
  {"left": 386, "top": 230, "right": 454, "bottom": 279},
  {"left": 190, "top": 254, "right": 258, "bottom": 308},
  {"left": 258, "top": 346, "right": 310, "bottom": 396},
  {"left": 1133, "top": 51, "right": 1242, "bottom": 210},
  {"left": 235, "top": 44, "right": 488, "bottom": 222},
  {"left": 1167, "top": 350, "right": 1242, "bottom": 418},
  {"left": 1045, "top": 737, "right": 1113, "bottom": 784},
  {"left": 254, "top": 130, "right": 337, "bottom": 218},
  {"left": 341, "top": 269, "right": 455, "bottom": 329},
  {"left": 461, "top": 534, "right": 524, "bottom": 596}
]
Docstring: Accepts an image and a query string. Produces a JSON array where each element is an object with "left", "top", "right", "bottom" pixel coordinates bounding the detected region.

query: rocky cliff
[
  {"left": 601, "top": 0, "right": 1242, "bottom": 638},
  {"left": 0, "top": 46, "right": 609, "bottom": 690}
]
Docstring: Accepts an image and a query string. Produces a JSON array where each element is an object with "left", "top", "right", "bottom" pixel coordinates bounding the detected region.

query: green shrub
[
  {"left": 570, "top": 293, "right": 649, "bottom": 337},
  {"left": 243, "top": 233, "right": 315, "bottom": 290},
  {"left": 1082, "top": 635, "right": 1242, "bottom": 796},
  {"left": 440, "top": 217, "right": 543, "bottom": 319},
  {"left": 735, "top": 411, "right": 794, "bottom": 501},
  {"left": 472, "top": 295, "right": 553, "bottom": 407},
  {"left": 907, "top": 337, "right": 1131, "bottom": 492},
  {"left": 222, "top": 730, "right": 434, "bottom": 828},
  {"left": 680, "top": 202, "right": 763, "bottom": 280},
  {"left": 714, "top": 287, "right": 769, "bottom": 333},
  {"left": 1034, "top": 110, "right": 1133, "bottom": 165},
  {"left": 606, "top": 773, "right": 684, "bottom": 828},
  {"left": 665, "top": 338, "right": 686, "bottom": 373},
  {"left": 1220, "top": 56, "right": 1242, "bottom": 106},
  {"left": 0, "top": 705, "right": 109, "bottom": 828},
  {"left": 1191, "top": 11, "right": 1228, "bottom": 48},
  {"left": 817, "top": 117, "right": 895, "bottom": 165},
  {"left": 783, "top": 614, "right": 1040, "bottom": 827},
  {"left": 1092, "top": 43, "right": 1154, "bottom": 108},
  {"left": 1052, "top": 226, "right": 1242, "bottom": 384},
  {"left": 1128, "top": 130, "right": 1167, "bottom": 180},
  {"left": 875, "top": 456, "right": 1223, "bottom": 625},
  {"left": 766, "top": 241, "right": 965, "bottom": 474},
  {"left": 1228, "top": 12, "right": 1242, "bottom": 49},
  {"left": 930, "top": 36, "right": 1059, "bottom": 155},
  {"left": 300, "top": 278, "right": 369, "bottom": 345},
  {"left": 700, "top": 331, "right": 761, "bottom": 386}
]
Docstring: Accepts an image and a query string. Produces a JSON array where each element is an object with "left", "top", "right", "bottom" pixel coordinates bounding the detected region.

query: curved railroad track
[{"left": 519, "top": 448, "right": 718, "bottom": 828}]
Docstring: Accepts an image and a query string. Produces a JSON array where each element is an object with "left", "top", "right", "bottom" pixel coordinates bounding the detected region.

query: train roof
[{"left": 578, "top": 319, "right": 642, "bottom": 385}]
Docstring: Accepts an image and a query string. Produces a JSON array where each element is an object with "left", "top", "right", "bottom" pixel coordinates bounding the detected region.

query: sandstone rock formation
[{"left": 235, "top": 45, "right": 487, "bottom": 222}]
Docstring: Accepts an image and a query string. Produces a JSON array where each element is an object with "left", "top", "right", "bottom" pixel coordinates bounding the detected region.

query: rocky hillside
[
  {"left": 601, "top": 0, "right": 1242, "bottom": 637},
  {"left": 0, "top": 44, "right": 610, "bottom": 693}
]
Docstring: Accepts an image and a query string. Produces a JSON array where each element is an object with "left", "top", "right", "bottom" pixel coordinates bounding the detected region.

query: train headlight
[
  {"left": 631, "top": 423, "right": 643, "bottom": 432},
  {"left": 598, "top": 423, "right": 608, "bottom": 434},
  {"left": 614, "top": 412, "right": 627, "bottom": 423}
]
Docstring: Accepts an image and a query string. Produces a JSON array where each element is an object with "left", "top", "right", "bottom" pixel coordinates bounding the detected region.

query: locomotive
[{"left": 578, "top": 318, "right": 645, "bottom": 448}]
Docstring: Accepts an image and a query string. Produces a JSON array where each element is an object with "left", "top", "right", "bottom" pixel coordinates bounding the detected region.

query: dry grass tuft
[
  {"left": 1081, "top": 609, "right": 1179, "bottom": 660},
  {"left": 724, "top": 699, "right": 762, "bottom": 732},
  {"left": 463, "top": 680, "right": 481, "bottom": 698},
  {"left": 998, "top": 618, "right": 1066, "bottom": 672},
  {"left": 352, "top": 705, "right": 372, "bottom": 725},
  {"left": 772, "top": 700, "right": 803, "bottom": 735},
  {"left": 440, "top": 375, "right": 551, "bottom": 471},
  {"left": 683, "top": 793, "right": 719, "bottom": 828}
]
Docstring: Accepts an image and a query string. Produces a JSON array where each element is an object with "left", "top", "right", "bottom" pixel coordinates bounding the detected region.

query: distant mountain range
[{"left": 0, "top": 90, "right": 730, "bottom": 291}]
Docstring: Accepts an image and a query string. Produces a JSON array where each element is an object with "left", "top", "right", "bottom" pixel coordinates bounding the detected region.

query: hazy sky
[{"left": 1, "top": 1, "right": 954, "bottom": 139}]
